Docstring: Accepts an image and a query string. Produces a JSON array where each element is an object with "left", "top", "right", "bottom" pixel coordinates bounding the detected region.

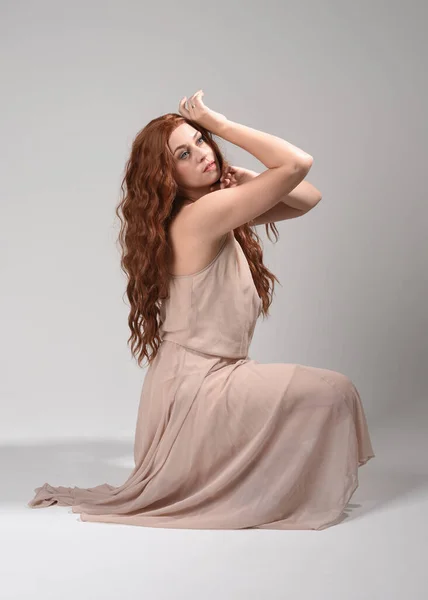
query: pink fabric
[{"left": 28, "top": 231, "right": 375, "bottom": 529}]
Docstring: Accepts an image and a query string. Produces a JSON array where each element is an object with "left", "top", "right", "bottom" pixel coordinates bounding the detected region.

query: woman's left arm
[
  {"left": 211, "top": 166, "right": 322, "bottom": 224},
  {"left": 247, "top": 169, "right": 322, "bottom": 211}
]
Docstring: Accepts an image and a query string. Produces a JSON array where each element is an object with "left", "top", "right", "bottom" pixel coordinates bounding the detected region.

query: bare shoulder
[
  {"left": 168, "top": 206, "right": 230, "bottom": 277},
  {"left": 182, "top": 164, "right": 312, "bottom": 238}
]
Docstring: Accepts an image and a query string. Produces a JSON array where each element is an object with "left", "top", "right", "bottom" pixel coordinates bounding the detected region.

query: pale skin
[
  {"left": 166, "top": 122, "right": 322, "bottom": 275},
  {"left": 167, "top": 122, "right": 221, "bottom": 205}
]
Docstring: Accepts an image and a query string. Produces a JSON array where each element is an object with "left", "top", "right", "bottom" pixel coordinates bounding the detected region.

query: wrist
[{"left": 211, "top": 118, "right": 232, "bottom": 138}]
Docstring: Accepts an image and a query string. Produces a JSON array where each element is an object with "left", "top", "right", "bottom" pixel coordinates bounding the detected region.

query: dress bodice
[{"left": 159, "top": 231, "right": 262, "bottom": 359}]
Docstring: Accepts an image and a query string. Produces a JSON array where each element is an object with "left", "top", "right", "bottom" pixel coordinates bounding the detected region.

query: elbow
[
  {"left": 311, "top": 193, "right": 322, "bottom": 208},
  {"left": 296, "top": 155, "right": 314, "bottom": 176},
  {"left": 302, "top": 154, "right": 314, "bottom": 169}
]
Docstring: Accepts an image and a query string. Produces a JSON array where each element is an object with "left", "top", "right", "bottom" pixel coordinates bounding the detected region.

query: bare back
[{"left": 167, "top": 204, "right": 229, "bottom": 277}]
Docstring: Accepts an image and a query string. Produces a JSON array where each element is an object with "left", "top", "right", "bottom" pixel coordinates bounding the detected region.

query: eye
[{"left": 179, "top": 136, "right": 205, "bottom": 159}]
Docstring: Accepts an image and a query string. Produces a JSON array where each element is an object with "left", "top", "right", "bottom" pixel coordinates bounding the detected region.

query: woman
[{"left": 28, "top": 90, "right": 375, "bottom": 530}]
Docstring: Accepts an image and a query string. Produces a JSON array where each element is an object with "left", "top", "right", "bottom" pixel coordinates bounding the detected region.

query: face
[{"left": 167, "top": 122, "right": 219, "bottom": 202}]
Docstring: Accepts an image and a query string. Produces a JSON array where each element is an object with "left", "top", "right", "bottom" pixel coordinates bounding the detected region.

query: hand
[
  {"left": 178, "top": 90, "right": 228, "bottom": 133},
  {"left": 210, "top": 165, "right": 257, "bottom": 192}
]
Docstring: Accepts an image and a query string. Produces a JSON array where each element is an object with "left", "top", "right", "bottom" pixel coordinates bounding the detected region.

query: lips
[{"left": 203, "top": 160, "right": 215, "bottom": 172}]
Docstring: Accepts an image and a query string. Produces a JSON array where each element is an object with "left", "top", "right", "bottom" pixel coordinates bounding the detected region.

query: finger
[
  {"left": 179, "top": 96, "right": 190, "bottom": 116},
  {"left": 187, "top": 93, "right": 201, "bottom": 117},
  {"left": 192, "top": 91, "right": 204, "bottom": 109},
  {"left": 189, "top": 90, "right": 202, "bottom": 104}
]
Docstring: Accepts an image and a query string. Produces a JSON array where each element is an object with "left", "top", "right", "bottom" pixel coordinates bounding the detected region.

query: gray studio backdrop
[{"left": 1, "top": 0, "right": 426, "bottom": 443}]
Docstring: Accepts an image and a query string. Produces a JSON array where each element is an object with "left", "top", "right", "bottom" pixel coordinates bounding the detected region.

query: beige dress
[{"left": 28, "top": 230, "right": 375, "bottom": 530}]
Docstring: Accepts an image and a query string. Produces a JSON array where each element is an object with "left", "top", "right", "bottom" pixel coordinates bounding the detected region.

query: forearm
[
  {"left": 248, "top": 169, "right": 322, "bottom": 210},
  {"left": 215, "top": 119, "right": 313, "bottom": 170},
  {"left": 279, "top": 179, "right": 322, "bottom": 210}
]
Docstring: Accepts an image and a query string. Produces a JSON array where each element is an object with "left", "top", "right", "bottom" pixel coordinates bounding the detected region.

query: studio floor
[{"left": 1, "top": 412, "right": 427, "bottom": 600}]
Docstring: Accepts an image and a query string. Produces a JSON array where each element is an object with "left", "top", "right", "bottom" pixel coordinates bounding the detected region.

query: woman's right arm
[{"left": 184, "top": 115, "right": 313, "bottom": 238}]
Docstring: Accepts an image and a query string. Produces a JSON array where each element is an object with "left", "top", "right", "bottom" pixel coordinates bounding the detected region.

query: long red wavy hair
[{"left": 115, "top": 113, "right": 281, "bottom": 368}]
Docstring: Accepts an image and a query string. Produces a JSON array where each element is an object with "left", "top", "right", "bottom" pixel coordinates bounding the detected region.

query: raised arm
[{"left": 181, "top": 106, "right": 313, "bottom": 238}]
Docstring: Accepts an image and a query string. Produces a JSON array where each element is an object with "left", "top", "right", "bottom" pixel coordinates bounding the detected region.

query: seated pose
[{"left": 28, "top": 90, "right": 375, "bottom": 530}]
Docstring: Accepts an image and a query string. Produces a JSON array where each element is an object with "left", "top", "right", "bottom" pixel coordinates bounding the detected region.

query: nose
[{"left": 198, "top": 155, "right": 210, "bottom": 169}]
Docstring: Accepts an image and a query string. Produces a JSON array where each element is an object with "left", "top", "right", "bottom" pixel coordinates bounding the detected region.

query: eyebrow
[{"left": 173, "top": 131, "right": 200, "bottom": 155}]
